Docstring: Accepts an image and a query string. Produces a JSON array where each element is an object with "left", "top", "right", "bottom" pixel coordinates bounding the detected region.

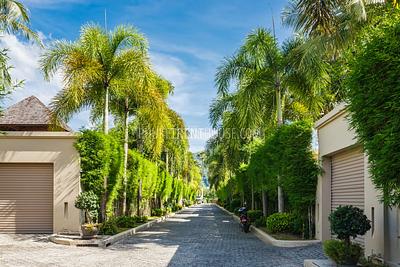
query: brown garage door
[
  {"left": 331, "top": 146, "right": 365, "bottom": 245},
  {"left": 0, "top": 163, "right": 53, "bottom": 233}
]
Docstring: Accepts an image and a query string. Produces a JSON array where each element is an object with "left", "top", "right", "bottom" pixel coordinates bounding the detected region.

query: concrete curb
[
  {"left": 50, "top": 207, "right": 190, "bottom": 248},
  {"left": 100, "top": 207, "right": 189, "bottom": 248},
  {"left": 215, "top": 204, "right": 321, "bottom": 248}
]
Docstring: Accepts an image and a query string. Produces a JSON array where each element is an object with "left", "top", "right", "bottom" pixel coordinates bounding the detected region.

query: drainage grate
[{"left": 76, "top": 244, "right": 99, "bottom": 247}]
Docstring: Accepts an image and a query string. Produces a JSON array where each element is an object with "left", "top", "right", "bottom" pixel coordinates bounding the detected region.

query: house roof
[{"left": 0, "top": 96, "right": 71, "bottom": 132}]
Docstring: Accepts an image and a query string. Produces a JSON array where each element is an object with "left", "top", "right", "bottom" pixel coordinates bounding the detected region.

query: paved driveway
[{"left": 0, "top": 204, "right": 325, "bottom": 267}]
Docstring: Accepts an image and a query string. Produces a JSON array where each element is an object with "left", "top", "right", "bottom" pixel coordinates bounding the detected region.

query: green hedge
[
  {"left": 247, "top": 210, "right": 263, "bottom": 222},
  {"left": 347, "top": 10, "right": 400, "bottom": 206},
  {"left": 266, "top": 213, "right": 294, "bottom": 233}
]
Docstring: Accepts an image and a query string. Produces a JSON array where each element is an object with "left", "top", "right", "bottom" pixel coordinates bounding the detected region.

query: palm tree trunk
[
  {"left": 251, "top": 180, "right": 255, "bottom": 210},
  {"left": 104, "top": 86, "right": 109, "bottom": 134},
  {"left": 262, "top": 191, "right": 267, "bottom": 216},
  {"left": 101, "top": 85, "right": 110, "bottom": 221},
  {"left": 276, "top": 87, "right": 284, "bottom": 213},
  {"left": 122, "top": 98, "right": 129, "bottom": 215}
]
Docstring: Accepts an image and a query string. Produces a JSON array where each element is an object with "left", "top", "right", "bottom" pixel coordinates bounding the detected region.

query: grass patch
[{"left": 259, "top": 227, "right": 304, "bottom": 240}]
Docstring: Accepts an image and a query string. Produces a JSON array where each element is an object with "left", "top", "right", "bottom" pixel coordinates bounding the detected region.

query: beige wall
[
  {"left": 0, "top": 132, "right": 81, "bottom": 233},
  {"left": 314, "top": 104, "right": 397, "bottom": 264}
]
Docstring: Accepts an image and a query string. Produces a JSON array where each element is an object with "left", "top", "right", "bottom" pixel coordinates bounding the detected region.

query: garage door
[
  {"left": 331, "top": 146, "right": 365, "bottom": 245},
  {"left": 0, "top": 163, "right": 53, "bottom": 233}
]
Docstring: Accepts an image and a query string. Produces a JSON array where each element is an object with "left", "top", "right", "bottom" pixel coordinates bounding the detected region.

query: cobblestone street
[{"left": 0, "top": 204, "right": 325, "bottom": 267}]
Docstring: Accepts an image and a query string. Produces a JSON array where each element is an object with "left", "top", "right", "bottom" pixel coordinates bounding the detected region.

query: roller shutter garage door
[
  {"left": 331, "top": 146, "right": 365, "bottom": 245},
  {"left": 0, "top": 163, "right": 53, "bottom": 233}
]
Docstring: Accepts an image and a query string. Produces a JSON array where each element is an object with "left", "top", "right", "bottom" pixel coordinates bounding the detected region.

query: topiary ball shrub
[
  {"left": 266, "top": 213, "right": 294, "bottom": 233},
  {"left": 247, "top": 210, "right": 263, "bottom": 222},
  {"left": 74, "top": 191, "right": 99, "bottom": 224},
  {"left": 325, "top": 205, "right": 371, "bottom": 265},
  {"left": 329, "top": 205, "right": 371, "bottom": 245},
  {"left": 324, "top": 240, "right": 362, "bottom": 266}
]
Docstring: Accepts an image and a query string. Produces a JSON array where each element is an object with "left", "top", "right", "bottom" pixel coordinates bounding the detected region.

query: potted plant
[
  {"left": 324, "top": 205, "right": 371, "bottom": 266},
  {"left": 74, "top": 191, "right": 100, "bottom": 239}
]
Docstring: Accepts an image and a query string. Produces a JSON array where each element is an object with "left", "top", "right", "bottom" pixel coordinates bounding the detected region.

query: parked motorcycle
[{"left": 238, "top": 207, "right": 250, "bottom": 233}]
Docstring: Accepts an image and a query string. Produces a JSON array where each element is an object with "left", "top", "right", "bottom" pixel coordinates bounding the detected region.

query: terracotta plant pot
[{"left": 81, "top": 224, "right": 99, "bottom": 239}]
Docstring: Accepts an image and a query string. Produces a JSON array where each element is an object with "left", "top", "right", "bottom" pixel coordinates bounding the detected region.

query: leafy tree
[
  {"left": 347, "top": 10, "right": 400, "bottom": 206},
  {"left": 213, "top": 28, "right": 327, "bottom": 213}
]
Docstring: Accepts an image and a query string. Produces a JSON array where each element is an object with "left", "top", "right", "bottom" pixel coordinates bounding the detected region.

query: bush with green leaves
[
  {"left": 99, "top": 218, "right": 118, "bottom": 235},
  {"left": 347, "top": 9, "right": 400, "bottom": 206},
  {"left": 135, "top": 215, "right": 148, "bottom": 223},
  {"left": 151, "top": 208, "right": 163, "bottom": 217},
  {"left": 254, "top": 216, "right": 267, "bottom": 228},
  {"left": 115, "top": 216, "right": 136, "bottom": 228},
  {"left": 74, "top": 191, "right": 99, "bottom": 224},
  {"left": 266, "top": 213, "right": 294, "bottom": 233},
  {"left": 323, "top": 239, "right": 363, "bottom": 266},
  {"left": 247, "top": 210, "right": 263, "bottom": 222},
  {"left": 75, "top": 130, "right": 123, "bottom": 218},
  {"left": 329, "top": 205, "right": 371, "bottom": 245}
]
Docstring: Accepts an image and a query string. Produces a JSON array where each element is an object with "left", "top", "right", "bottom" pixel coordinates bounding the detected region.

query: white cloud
[
  {"left": 23, "top": 0, "right": 86, "bottom": 9},
  {"left": 0, "top": 34, "right": 89, "bottom": 130},
  {"left": 150, "top": 52, "right": 186, "bottom": 88}
]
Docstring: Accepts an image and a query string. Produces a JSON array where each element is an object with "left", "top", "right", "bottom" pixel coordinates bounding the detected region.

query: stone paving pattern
[{"left": 0, "top": 204, "right": 325, "bottom": 267}]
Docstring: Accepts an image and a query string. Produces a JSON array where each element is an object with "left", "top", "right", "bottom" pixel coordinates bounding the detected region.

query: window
[{"left": 64, "top": 202, "right": 69, "bottom": 219}]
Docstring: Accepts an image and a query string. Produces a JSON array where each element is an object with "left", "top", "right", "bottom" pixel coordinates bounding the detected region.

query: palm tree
[
  {"left": 0, "top": 0, "right": 39, "bottom": 110},
  {"left": 0, "top": 0, "right": 39, "bottom": 40},
  {"left": 214, "top": 28, "right": 328, "bottom": 214},
  {"left": 282, "top": 0, "right": 388, "bottom": 57},
  {"left": 40, "top": 24, "right": 147, "bottom": 220},
  {"left": 111, "top": 65, "right": 173, "bottom": 215}
]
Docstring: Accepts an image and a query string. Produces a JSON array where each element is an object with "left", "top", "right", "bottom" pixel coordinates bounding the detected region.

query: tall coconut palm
[
  {"left": 214, "top": 28, "right": 328, "bottom": 214},
  {"left": 111, "top": 63, "right": 173, "bottom": 215},
  {"left": 0, "top": 0, "right": 38, "bottom": 40},
  {"left": 40, "top": 24, "right": 147, "bottom": 220},
  {"left": 0, "top": 0, "right": 39, "bottom": 110},
  {"left": 282, "top": 0, "right": 387, "bottom": 57}
]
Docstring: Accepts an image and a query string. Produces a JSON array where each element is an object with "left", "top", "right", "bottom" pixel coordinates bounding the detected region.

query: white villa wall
[
  {"left": 0, "top": 132, "right": 81, "bottom": 233},
  {"left": 315, "top": 104, "right": 398, "bottom": 265}
]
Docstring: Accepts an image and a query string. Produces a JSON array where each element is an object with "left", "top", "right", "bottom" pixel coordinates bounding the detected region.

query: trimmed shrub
[
  {"left": 247, "top": 210, "right": 263, "bottom": 222},
  {"left": 74, "top": 191, "right": 99, "bottom": 224},
  {"left": 266, "top": 213, "right": 294, "bottom": 233},
  {"left": 115, "top": 216, "right": 136, "bottom": 228},
  {"left": 323, "top": 240, "right": 363, "bottom": 266},
  {"left": 151, "top": 208, "right": 163, "bottom": 217},
  {"left": 99, "top": 218, "right": 118, "bottom": 235},
  {"left": 329, "top": 205, "right": 371, "bottom": 244},
  {"left": 135, "top": 216, "right": 148, "bottom": 223}
]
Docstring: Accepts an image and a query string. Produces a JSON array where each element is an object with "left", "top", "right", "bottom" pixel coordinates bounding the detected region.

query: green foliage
[
  {"left": 151, "top": 208, "right": 164, "bottom": 217},
  {"left": 347, "top": 10, "right": 400, "bottom": 206},
  {"left": 75, "top": 130, "right": 123, "bottom": 217},
  {"left": 74, "top": 191, "right": 99, "bottom": 223},
  {"left": 115, "top": 216, "right": 136, "bottom": 228},
  {"left": 247, "top": 210, "right": 263, "bottom": 222},
  {"left": 254, "top": 216, "right": 267, "bottom": 228},
  {"left": 329, "top": 206, "right": 371, "bottom": 243},
  {"left": 323, "top": 239, "right": 363, "bottom": 265},
  {"left": 266, "top": 213, "right": 294, "bottom": 233},
  {"left": 99, "top": 218, "right": 118, "bottom": 235}
]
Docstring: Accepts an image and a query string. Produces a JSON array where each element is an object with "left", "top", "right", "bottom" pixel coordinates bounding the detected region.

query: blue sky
[{"left": 4, "top": 0, "right": 293, "bottom": 152}]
